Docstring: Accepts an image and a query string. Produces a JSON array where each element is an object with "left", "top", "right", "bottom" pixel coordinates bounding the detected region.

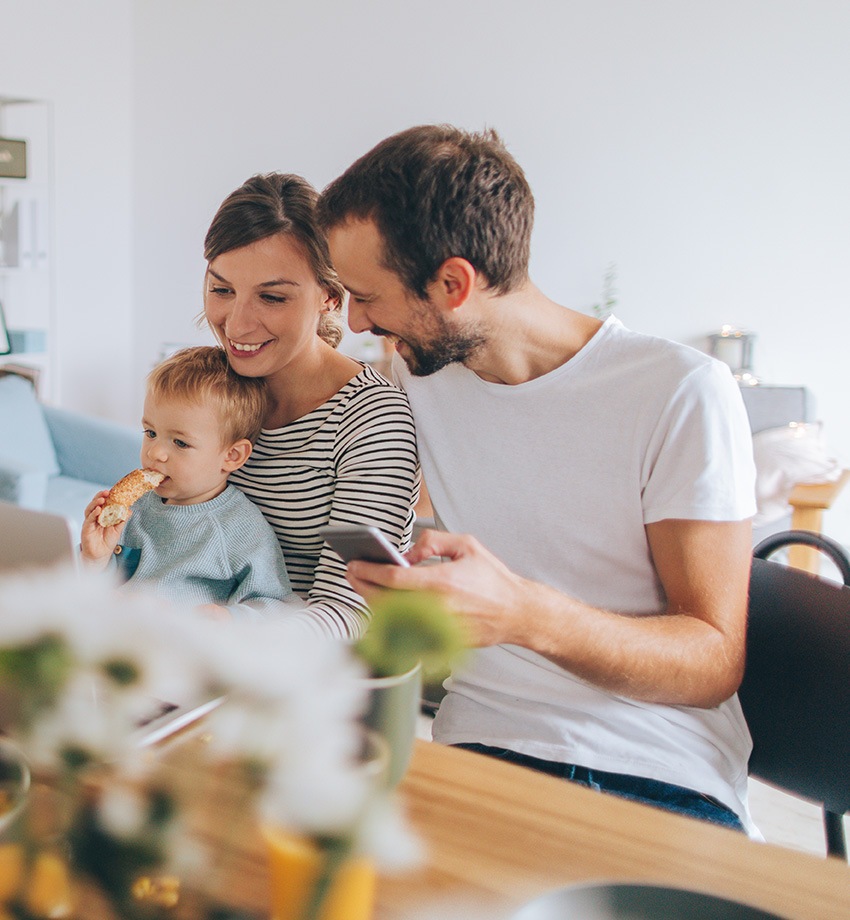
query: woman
[{"left": 203, "top": 173, "right": 419, "bottom": 639}]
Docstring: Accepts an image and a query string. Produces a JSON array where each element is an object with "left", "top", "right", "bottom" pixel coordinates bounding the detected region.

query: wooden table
[
  {"left": 377, "top": 741, "right": 850, "bottom": 919},
  {"left": 788, "top": 469, "right": 850, "bottom": 573},
  {"left": 170, "top": 737, "right": 850, "bottom": 919}
]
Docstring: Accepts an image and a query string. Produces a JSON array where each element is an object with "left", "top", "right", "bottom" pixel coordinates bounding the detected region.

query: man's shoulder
[
  {"left": 587, "top": 320, "right": 734, "bottom": 399},
  {"left": 600, "top": 319, "right": 712, "bottom": 370}
]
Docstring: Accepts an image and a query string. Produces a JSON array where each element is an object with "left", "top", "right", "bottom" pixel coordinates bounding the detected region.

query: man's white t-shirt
[{"left": 394, "top": 316, "right": 758, "bottom": 830}]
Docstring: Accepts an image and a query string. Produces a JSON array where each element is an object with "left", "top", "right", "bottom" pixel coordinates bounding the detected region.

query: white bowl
[{"left": 512, "top": 882, "right": 788, "bottom": 919}]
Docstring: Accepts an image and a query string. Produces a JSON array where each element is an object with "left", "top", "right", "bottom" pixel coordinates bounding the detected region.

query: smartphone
[{"left": 320, "top": 524, "right": 410, "bottom": 567}]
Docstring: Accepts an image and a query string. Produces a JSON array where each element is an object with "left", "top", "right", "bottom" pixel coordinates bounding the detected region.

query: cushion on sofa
[
  {"left": 45, "top": 475, "right": 114, "bottom": 530},
  {"left": 43, "top": 405, "right": 140, "bottom": 483},
  {"left": 0, "top": 374, "right": 60, "bottom": 476}
]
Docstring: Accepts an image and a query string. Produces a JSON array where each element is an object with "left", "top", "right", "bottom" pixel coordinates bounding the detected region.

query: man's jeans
[{"left": 453, "top": 743, "right": 745, "bottom": 832}]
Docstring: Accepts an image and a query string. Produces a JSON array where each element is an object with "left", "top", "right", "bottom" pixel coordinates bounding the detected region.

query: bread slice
[{"left": 98, "top": 469, "right": 165, "bottom": 527}]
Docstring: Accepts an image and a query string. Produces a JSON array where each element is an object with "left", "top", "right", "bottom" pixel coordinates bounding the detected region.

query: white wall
[
  {"left": 5, "top": 1, "right": 850, "bottom": 542},
  {"left": 131, "top": 0, "right": 850, "bottom": 542},
  {"left": 0, "top": 0, "right": 135, "bottom": 418}
]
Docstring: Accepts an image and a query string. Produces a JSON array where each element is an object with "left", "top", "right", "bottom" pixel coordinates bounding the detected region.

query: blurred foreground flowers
[{"left": 0, "top": 566, "right": 414, "bottom": 919}]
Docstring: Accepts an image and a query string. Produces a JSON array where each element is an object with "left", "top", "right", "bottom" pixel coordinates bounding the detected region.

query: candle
[{"left": 708, "top": 326, "right": 755, "bottom": 376}]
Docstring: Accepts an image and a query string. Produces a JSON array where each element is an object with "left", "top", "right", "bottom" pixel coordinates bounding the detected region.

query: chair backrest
[{"left": 740, "top": 530, "right": 850, "bottom": 856}]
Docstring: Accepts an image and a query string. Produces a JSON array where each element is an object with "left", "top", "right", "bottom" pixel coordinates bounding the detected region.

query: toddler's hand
[
  {"left": 196, "top": 604, "right": 232, "bottom": 622},
  {"left": 80, "top": 491, "right": 125, "bottom": 570}
]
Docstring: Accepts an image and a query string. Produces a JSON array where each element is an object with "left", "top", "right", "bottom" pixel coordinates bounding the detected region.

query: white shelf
[{"left": 0, "top": 96, "right": 55, "bottom": 402}]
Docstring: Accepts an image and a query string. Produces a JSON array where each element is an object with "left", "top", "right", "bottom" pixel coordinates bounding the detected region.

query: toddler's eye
[
  {"left": 174, "top": 439, "right": 190, "bottom": 449},
  {"left": 143, "top": 429, "right": 155, "bottom": 439}
]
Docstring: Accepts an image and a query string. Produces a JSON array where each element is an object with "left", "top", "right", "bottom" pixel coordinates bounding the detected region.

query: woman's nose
[{"left": 223, "top": 294, "right": 257, "bottom": 337}]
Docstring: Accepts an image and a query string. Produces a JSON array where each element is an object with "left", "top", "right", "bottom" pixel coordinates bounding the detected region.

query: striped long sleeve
[{"left": 229, "top": 364, "right": 420, "bottom": 639}]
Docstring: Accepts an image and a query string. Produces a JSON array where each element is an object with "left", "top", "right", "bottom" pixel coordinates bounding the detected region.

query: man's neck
[{"left": 465, "top": 282, "right": 604, "bottom": 385}]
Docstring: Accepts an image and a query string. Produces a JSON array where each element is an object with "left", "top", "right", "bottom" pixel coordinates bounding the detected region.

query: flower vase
[{"left": 361, "top": 661, "right": 422, "bottom": 788}]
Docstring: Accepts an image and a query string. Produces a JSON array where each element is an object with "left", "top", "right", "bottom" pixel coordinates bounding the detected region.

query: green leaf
[
  {"left": 356, "top": 590, "right": 467, "bottom": 679},
  {"left": 0, "top": 634, "right": 74, "bottom": 728},
  {"left": 102, "top": 657, "right": 141, "bottom": 687}
]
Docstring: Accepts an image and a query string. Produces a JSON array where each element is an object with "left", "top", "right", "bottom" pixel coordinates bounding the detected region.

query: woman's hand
[
  {"left": 80, "top": 491, "right": 125, "bottom": 570},
  {"left": 345, "top": 529, "right": 530, "bottom": 647}
]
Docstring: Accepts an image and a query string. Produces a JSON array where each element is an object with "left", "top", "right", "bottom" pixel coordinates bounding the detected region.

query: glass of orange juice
[
  {"left": 264, "top": 826, "right": 376, "bottom": 920},
  {"left": 263, "top": 731, "right": 387, "bottom": 920}
]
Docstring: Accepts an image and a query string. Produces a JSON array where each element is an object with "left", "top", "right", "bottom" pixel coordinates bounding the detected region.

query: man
[{"left": 318, "top": 125, "right": 757, "bottom": 831}]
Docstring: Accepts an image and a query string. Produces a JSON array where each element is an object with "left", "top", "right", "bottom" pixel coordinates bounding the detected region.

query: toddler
[{"left": 81, "top": 346, "right": 293, "bottom": 619}]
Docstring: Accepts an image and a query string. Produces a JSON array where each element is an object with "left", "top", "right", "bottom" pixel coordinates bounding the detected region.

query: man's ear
[
  {"left": 222, "top": 439, "right": 253, "bottom": 472},
  {"left": 431, "top": 257, "right": 477, "bottom": 311}
]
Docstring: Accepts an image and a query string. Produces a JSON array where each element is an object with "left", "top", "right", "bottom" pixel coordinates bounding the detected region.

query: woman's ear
[
  {"left": 321, "top": 290, "right": 340, "bottom": 314},
  {"left": 431, "top": 257, "right": 476, "bottom": 312},
  {"left": 222, "top": 439, "right": 253, "bottom": 472}
]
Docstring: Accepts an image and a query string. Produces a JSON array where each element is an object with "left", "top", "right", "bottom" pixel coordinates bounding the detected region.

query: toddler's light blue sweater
[{"left": 112, "top": 485, "right": 293, "bottom": 619}]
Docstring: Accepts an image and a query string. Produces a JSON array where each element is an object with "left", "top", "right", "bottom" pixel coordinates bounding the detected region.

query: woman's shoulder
[
  {"left": 335, "top": 362, "right": 413, "bottom": 411},
  {"left": 344, "top": 361, "right": 402, "bottom": 390}
]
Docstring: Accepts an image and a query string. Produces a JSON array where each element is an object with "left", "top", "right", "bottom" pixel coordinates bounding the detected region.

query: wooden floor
[{"left": 416, "top": 713, "right": 846, "bottom": 861}]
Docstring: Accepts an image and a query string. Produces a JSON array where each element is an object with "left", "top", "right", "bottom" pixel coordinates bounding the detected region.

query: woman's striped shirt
[{"left": 229, "top": 364, "right": 420, "bottom": 639}]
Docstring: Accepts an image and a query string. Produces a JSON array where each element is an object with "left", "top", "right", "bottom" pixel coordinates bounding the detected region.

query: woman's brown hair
[{"left": 205, "top": 173, "right": 346, "bottom": 347}]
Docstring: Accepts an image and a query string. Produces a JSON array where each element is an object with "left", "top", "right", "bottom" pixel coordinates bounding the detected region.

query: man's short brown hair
[
  {"left": 147, "top": 346, "right": 270, "bottom": 445},
  {"left": 317, "top": 124, "right": 534, "bottom": 298}
]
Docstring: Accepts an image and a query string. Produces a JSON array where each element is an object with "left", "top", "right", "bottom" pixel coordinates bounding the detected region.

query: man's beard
[{"left": 378, "top": 312, "right": 486, "bottom": 377}]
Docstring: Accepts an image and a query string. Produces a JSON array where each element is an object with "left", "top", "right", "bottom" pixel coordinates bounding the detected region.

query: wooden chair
[{"left": 740, "top": 530, "right": 850, "bottom": 859}]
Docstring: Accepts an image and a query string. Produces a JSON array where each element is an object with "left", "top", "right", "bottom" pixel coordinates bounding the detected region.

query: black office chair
[{"left": 739, "top": 529, "right": 850, "bottom": 859}]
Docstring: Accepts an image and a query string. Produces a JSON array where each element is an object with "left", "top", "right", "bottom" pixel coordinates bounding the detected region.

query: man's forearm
[{"left": 509, "top": 577, "right": 745, "bottom": 708}]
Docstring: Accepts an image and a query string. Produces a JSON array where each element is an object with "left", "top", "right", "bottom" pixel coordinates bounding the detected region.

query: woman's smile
[{"left": 228, "top": 337, "right": 273, "bottom": 355}]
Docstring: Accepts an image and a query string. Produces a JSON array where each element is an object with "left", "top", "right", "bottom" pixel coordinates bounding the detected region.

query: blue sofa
[{"left": 0, "top": 371, "right": 141, "bottom": 529}]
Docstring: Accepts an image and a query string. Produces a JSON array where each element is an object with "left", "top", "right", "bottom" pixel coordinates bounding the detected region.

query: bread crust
[{"left": 98, "top": 469, "right": 165, "bottom": 527}]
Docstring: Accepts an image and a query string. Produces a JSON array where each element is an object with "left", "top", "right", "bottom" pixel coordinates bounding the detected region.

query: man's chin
[
  {"left": 397, "top": 328, "right": 487, "bottom": 377},
  {"left": 406, "top": 349, "right": 457, "bottom": 377}
]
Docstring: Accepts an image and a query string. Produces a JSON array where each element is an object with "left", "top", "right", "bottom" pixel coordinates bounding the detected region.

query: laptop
[{"left": 0, "top": 501, "right": 78, "bottom": 572}]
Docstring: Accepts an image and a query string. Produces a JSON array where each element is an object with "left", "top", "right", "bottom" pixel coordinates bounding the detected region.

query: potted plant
[{"left": 355, "top": 590, "right": 467, "bottom": 788}]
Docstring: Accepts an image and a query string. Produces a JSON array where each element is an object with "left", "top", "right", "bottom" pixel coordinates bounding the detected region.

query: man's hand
[
  {"left": 80, "top": 491, "right": 125, "bottom": 570},
  {"left": 346, "top": 529, "right": 529, "bottom": 647},
  {"left": 346, "top": 520, "right": 752, "bottom": 709}
]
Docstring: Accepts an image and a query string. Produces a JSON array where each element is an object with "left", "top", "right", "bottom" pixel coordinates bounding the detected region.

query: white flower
[
  {"left": 27, "top": 672, "right": 106, "bottom": 766},
  {"left": 260, "top": 753, "right": 371, "bottom": 835},
  {"left": 0, "top": 565, "right": 97, "bottom": 644},
  {"left": 354, "top": 794, "right": 423, "bottom": 871},
  {"left": 0, "top": 563, "right": 420, "bottom": 876},
  {"left": 96, "top": 784, "right": 148, "bottom": 839}
]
